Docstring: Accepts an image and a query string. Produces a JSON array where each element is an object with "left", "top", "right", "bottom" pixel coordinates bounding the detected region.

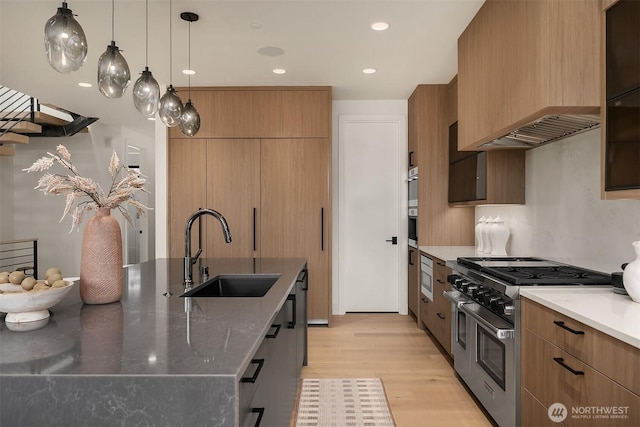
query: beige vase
[{"left": 80, "top": 207, "right": 123, "bottom": 304}]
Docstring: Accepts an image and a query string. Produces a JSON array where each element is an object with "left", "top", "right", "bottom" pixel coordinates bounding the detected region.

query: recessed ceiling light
[
  {"left": 362, "top": 68, "right": 377, "bottom": 74},
  {"left": 78, "top": 82, "right": 92, "bottom": 88},
  {"left": 147, "top": 117, "right": 156, "bottom": 121},
  {"left": 273, "top": 68, "right": 286, "bottom": 75},
  {"left": 182, "top": 69, "right": 196, "bottom": 75},
  {"left": 249, "top": 22, "right": 262, "bottom": 30},
  {"left": 371, "top": 22, "right": 389, "bottom": 31}
]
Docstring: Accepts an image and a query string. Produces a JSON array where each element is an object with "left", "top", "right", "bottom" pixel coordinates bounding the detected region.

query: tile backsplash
[{"left": 476, "top": 129, "right": 640, "bottom": 274}]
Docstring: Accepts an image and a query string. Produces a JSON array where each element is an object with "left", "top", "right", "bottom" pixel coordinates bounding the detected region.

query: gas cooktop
[{"left": 456, "top": 257, "right": 612, "bottom": 286}]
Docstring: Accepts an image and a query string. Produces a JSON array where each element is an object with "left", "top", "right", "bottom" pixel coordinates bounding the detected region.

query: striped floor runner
[{"left": 294, "top": 378, "right": 396, "bottom": 427}]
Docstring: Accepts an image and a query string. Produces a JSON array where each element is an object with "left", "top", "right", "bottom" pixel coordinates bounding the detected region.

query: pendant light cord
[
  {"left": 145, "top": 0, "right": 149, "bottom": 66},
  {"left": 188, "top": 19, "right": 191, "bottom": 100},
  {"left": 111, "top": 0, "right": 115, "bottom": 41},
  {"left": 169, "top": 0, "right": 173, "bottom": 85}
]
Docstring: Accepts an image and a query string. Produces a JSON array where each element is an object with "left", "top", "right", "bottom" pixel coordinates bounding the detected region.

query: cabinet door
[
  {"left": 260, "top": 139, "right": 330, "bottom": 322},
  {"left": 408, "top": 247, "right": 419, "bottom": 317},
  {"left": 168, "top": 139, "right": 207, "bottom": 258},
  {"left": 205, "top": 139, "right": 261, "bottom": 258}
]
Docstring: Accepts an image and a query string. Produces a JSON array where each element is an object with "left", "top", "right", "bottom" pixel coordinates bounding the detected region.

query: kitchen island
[{"left": 0, "top": 257, "right": 307, "bottom": 427}]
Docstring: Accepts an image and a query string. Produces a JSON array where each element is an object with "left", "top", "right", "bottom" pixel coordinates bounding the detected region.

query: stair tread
[
  {"left": 0, "top": 132, "right": 29, "bottom": 144},
  {"left": 1, "top": 111, "right": 69, "bottom": 126},
  {"left": 0, "top": 121, "right": 42, "bottom": 133}
]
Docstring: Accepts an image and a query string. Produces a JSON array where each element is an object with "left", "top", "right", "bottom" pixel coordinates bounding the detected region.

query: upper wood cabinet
[
  {"left": 168, "top": 87, "right": 331, "bottom": 139},
  {"left": 447, "top": 80, "right": 526, "bottom": 205},
  {"left": 410, "top": 85, "right": 474, "bottom": 246},
  {"left": 458, "top": 0, "right": 601, "bottom": 151},
  {"left": 407, "top": 91, "right": 420, "bottom": 169},
  {"left": 600, "top": 0, "right": 640, "bottom": 200}
]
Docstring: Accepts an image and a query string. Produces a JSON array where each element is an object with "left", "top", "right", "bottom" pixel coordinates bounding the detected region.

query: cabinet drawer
[
  {"left": 523, "top": 298, "right": 640, "bottom": 395},
  {"left": 522, "top": 329, "right": 640, "bottom": 426},
  {"left": 420, "top": 293, "right": 451, "bottom": 354},
  {"left": 522, "top": 389, "right": 564, "bottom": 427}
]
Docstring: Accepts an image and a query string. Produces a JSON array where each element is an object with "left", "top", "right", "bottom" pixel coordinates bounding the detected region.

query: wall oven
[
  {"left": 408, "top": 208, "right": 418, "bottom": 248},
  {"left": 408, "top": 167, "right": 418, "bottom": 208}
]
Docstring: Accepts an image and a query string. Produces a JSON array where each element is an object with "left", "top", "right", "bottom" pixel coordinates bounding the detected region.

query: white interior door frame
[{"left": 336, "top": 114, "right": 408, "bottom": 315}]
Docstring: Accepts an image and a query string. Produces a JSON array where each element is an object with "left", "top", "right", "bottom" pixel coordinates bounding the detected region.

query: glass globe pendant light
[
  {"left": 97, "top": 0, "right": 130, "bottom": 98},
  {"left": 178, "top": 12, "right": 200, "bottom": 137},
  {"left": 132, "top": 0, "right": 160, "bottom": 117},
  {"left": 159, "top": 0, "right": 183, "bottom": 127},
  {"left": 44, "top": 1, "right": 88, "bottom": 73}
]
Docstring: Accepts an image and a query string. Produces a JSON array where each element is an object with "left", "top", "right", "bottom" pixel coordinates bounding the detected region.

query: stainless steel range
[{"left": 444, "top": 257, "right": 611, "bottom": 427}]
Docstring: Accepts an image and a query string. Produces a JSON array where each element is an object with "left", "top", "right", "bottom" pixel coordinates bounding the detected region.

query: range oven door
[
  {"left": 444, "top": 290, "right": 473, "bottom": 380},
  {"left": 460, "top": 303, "right": 517, "bottom": 427}
]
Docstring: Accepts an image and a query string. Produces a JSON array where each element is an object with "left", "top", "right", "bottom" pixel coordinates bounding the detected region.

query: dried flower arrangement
[{"left": 23, "top": 144, "right": 150, "bottom": 232}]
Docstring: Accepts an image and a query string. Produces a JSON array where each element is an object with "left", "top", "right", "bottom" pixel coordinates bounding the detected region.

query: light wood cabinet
[
  {"left": 408, "top": 247, "right": 419, "bottom": 317},
  {"left": 420, "top": 253, "right": 452, "bottom": 357},
  {"left": 522, "top": 298, "right": 640, "bottom": 426},
  {"left": 260, "top": 138, "right": 331, "bottom": 322},
  {"left": 458, "top": 0, "right": 601, "bottom": 151},
  {"left": 168, "top": 87, "right": 332, "bottom": 324},
  {"left": 410, "top": 85, "right": 474, "bottom": 246},
  {"left": 169, "top": 87, "right": 331, "bottom": 139}
]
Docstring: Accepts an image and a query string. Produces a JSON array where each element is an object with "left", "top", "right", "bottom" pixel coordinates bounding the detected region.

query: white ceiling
[{"left": 0, "top": 0, "right": 483, "bottom": 130}]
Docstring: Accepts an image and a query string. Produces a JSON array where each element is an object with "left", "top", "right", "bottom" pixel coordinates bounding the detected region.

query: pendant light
[
  {"left": 178, "top": 12, "right": 200, "bottom": 137},
  {"left": 44, "top": 1, "right": 88, "bottom": 73},
  {"left": 97, "top": 0, "right": 130, "bottom": 98},
  {"left": 158, "top": 0, "right": 183, "bottom": 127},
  {"left": 132, "top": 0, "right": 160, "bottom": 117}
]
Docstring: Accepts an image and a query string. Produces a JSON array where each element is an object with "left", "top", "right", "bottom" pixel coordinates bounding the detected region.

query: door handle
[{"left": 386, "top": 236, "right": 398, "bottom": 245}]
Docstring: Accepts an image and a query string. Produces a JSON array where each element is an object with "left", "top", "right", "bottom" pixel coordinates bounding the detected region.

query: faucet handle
[{"left": 191, "top": 248, "right": 203, "bottom": 264}]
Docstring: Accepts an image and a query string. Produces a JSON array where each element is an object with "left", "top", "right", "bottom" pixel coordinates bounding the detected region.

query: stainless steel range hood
[{"left": 480, "top": 114, "right": 601, "bottom": 148}]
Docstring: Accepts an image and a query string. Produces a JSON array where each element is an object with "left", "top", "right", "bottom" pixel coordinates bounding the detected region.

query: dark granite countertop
[{"left": 0, "top": 257, "right": 307, "bottom": 379}]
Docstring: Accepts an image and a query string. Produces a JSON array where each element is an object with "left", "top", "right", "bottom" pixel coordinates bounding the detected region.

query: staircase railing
[{"left": 0, "top": 85, "right": 36, "bottom": 139}]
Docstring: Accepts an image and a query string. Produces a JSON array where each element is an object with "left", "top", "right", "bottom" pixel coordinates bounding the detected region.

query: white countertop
[
  {"left": 418, "top": 246, "right": 480, "bottom": 261},
  {"left": 520, "top": 287, "right": 640, "bottom": 349}
]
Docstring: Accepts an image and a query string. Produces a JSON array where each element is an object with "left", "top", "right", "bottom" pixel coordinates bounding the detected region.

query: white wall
[
  {"left": 332, "top": 100, "right": 408, "bottom": 315},
  {"left": 477, "top": 129, "right": 640, "bottom": 274},
  {"left": 2, "top": 122, "right": 154, "bottom": 277}
]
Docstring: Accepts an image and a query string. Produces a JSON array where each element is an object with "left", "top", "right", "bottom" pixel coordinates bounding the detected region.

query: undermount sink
[{"left": 180, "top": 274, "right": 281, "bottom": 298}]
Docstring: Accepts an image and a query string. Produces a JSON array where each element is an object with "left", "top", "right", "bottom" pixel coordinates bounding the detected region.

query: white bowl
[{"left": 0, "top": 280, "right": 75, "bottom": 331}]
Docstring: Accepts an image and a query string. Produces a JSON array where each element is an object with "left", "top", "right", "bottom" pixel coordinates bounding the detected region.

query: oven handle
[
  {"left": 460, "top": 303, "right": 514, "bottom": 340},
  {"left": 444, "top": 290, "right": 472, "bottom": 308}
]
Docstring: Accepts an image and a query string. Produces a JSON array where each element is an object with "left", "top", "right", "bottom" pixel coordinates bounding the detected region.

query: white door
[{"left": 339, "top": 115, "right": 406, "bottom": 312}]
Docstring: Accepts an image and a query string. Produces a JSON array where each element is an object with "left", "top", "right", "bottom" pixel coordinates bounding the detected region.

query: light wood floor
[{"left": 300, "top": 313, "right": 495, "bottom": 427}]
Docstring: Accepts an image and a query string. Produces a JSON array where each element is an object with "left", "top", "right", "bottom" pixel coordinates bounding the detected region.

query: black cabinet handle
[
  {"left": 287, "top": 294, "right": 296, "bottom": 329},
  {"left": 296, "top": 269, "right": 308, "bottom": 283},
  {"left": 553, "top": 321, "right": 585, "bottom": 335},
  {"left": 553, "top": 357, "right": 584, "bottom": 376},
  {"left": 436, "top": 279, "right": 445, "bottom": 284},
  {"left": 253, "top": 208, "right": 257, "bottom": 252},
  {"left": 421, "top": 297, "right": 429, "bottom": 303},
  {"left": 320, "top": 208, "right": 325, "bottom": 251},
  {"left": 436, "top": 312, "right": 446, "bottom": 320},
  {"left": 266, "top": 324, "right": 281, "bottom": 339},
  {"left": 436, "top": 261, "right": 445, "bottom": 267},
  {"left": 250, "top": 408, "right": 264, "bottom": 427},
  {"left": 409, "top": 249, "right": 415, "bottom": 265},
  {"left": 241, "top": 359, "right": 265, "bottom": 383},
  {"left": 409, "top": 151, "right": 414, "bottom": 167}
]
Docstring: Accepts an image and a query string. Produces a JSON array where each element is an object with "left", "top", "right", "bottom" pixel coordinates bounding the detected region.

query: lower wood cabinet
[
  {"left": 522, "top": 298, "right": 640, "bottom": 426},
  {"left": 408, "top": 247, "right": 419, "bottom": 318},
  {"left": 419, "top": 253, "right": 452, "bottom": 356}
]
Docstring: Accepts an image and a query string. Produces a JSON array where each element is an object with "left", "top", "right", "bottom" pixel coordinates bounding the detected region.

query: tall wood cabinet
[{"left": 168, "top": 87, "right": 332, "bottom": 323}]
